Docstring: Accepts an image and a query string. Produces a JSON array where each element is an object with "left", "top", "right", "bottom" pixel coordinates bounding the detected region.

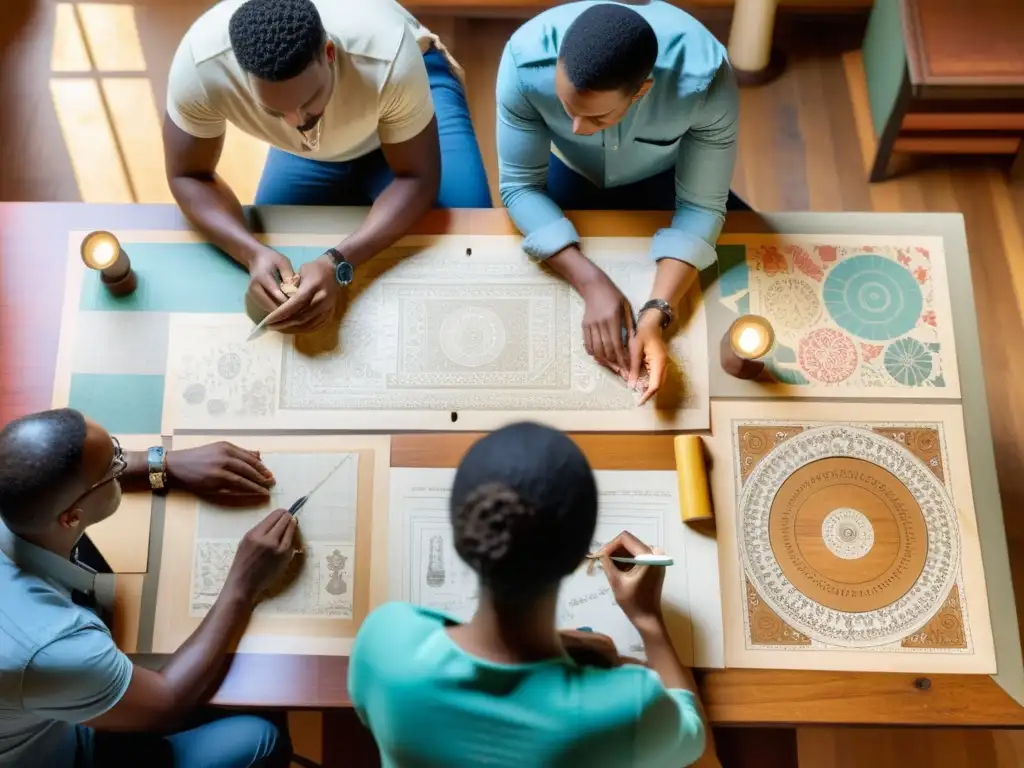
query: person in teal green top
[{"left": 349, "top": 422, "right": 709, "bottom": 767}]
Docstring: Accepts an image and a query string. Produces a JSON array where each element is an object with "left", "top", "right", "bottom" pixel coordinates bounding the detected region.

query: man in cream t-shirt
[{"left": 164, "top": 0, "right": 491, "bottom": 335}]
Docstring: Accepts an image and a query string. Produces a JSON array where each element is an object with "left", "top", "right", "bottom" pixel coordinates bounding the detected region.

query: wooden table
[{"left": 2, "top": 203, "right": 1023, "bottom": 734}]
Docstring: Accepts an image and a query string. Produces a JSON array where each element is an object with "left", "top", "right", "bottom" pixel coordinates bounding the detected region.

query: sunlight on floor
[{"left": 49, "top": 2, "right": 268, "bottom": 204}]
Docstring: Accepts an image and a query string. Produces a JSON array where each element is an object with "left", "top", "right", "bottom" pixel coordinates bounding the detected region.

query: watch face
[{"left": 335, "top": 260, "right": 354, "bottom": 286}]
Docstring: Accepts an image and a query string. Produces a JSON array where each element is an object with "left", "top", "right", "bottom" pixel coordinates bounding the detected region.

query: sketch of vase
[
  {"left": 325, "top": 549, "right": 348, "bottom": 596},
  {"left": 426, "top": 535, "right": 446, "bottom": 587}
]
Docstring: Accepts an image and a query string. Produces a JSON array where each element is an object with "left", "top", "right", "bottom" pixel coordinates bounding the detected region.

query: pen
[{"left": 585, "top": 553, "right": 674, "bottom": 567}]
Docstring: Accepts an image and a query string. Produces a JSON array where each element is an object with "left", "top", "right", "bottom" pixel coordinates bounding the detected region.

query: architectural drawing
[
  {"left": 277, "top": 237, "right": 709, "bottom": 426},
  {"left": 716, "top": 235, "right": 960, "bottom": 397},
  {"left": 709, "top": 400, "right": 996, "bottom": 674},
  {"left": 161, "top": 238, "right": 708, "bottom": 431},
  {"left": 426, "top": 535, "right": 446, "bottom": 587},
  {"left": 388, "top": 467, "right": 726, "bottom": 666},
  {"left": 189, "top": 452, "right": 359, "bottom": 619}
]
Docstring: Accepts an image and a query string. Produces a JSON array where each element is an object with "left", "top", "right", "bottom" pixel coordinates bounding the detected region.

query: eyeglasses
[
  {"left": 71, "top": 436, "right": 127, "bottom": 508},
  {"left": 91, "top": 436, "right": 127, "bottom": 490}
]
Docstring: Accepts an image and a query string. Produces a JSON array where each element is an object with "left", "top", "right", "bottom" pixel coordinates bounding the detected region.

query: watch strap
[
  {"left": 638, "top": 298, "right": 674, "bottom": 329},
  {"left": 324, "top": 247, "right": 354, "bottom": 286},
  {"left": 148, "top": 446, "right": 167, "bottom": 493}
]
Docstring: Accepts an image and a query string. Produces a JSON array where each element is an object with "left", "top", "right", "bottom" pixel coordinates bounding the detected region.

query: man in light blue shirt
[
  {"left": 497, "top": 1, "right": 742, "bottom": 402},
  {"left": 0, "top": 408, "right": 297, "bottom": 767}
]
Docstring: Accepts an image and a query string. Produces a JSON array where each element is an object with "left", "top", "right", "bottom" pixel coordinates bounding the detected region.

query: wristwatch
[
  {"left": 638, "top": 298, "right": 674, "bottom": 329},
  {"left": 323, "top": 247, "right": 354, "bottom": 286},
  {"left": 148, "top": 446, "right": 167, "bottom": 493}
]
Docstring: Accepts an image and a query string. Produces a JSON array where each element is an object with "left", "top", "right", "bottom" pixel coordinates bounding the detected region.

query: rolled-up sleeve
[
  {"left": 496, "top": 44, "right": 579, "bottom": 260},
  {"left": 651, "top": 61, "right": 739, "bottom": 271}
]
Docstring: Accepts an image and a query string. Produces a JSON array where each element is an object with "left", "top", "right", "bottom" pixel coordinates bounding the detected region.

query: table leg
[
  {"left": 728, "top": 0, "right": 784, "bottom": 86},
  {"left": 321, "top": 709, "right": 380, "bottom": 768}
]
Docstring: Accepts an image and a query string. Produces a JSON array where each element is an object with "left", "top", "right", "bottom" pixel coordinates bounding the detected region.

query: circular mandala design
[
  {"left": 182, "top": 383, "right": 206, "bottom": 405},
  {"left": 206, "top": 399, "right": 228, "bottom": 416},
  {"left": 884, "top": 337, "right": 933, "bottom": 386},
  {"left": 798, "top": 328, "right": 858, "bottom": 383},
  {"left": 763, "top": 278, "right": 822, "bottom": 330},
  {"left": 822, "top": 254, "right": 923, "bottom": 341},
  {"left": 738, "top": 425, "right": 960, "bottom": 647},
  {"left": 438, "top": 306, "right": 507, "bottom": 369},
  {"left": 820, "top": 507, "right": 875, "bottom": 560},
  {"left": 217, "top": 352, "right": 242, "bottom": 379}
]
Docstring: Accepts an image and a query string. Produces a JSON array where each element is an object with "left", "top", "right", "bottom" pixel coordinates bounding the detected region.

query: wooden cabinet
[{"left": 862, "top": 0, "right": 1024, "bottom": 180}]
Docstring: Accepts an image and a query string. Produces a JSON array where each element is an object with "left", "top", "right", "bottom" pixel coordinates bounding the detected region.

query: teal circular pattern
[
  {"left": 884, "top": 337, "right": 933, "bottom": 386},
  {"left": 822, "top": 254, "right": 923, "bottom": 341}
]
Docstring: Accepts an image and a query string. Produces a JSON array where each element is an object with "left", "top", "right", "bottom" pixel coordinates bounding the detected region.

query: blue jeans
[
  {"left": 254, "top": 48, "right": 491, "bottom": 208},
  {"left": 80, "top": 713, "right": 289, "bottom": 767},
  {"left": 545, "top": 154, "right": 751, "bottom": 212}
]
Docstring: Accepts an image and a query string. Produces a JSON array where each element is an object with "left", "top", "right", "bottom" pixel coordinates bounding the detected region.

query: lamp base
[
  {"left": 720, "top": 329, "right": 766, "bottom": 379},
  {"left": 101, "top": 267, "right": 137, "bottom": 297}
]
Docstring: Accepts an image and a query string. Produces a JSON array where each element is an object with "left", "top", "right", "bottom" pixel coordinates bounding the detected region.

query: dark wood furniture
[{"left": 862, "top": 0, "right": 1024, "bottom": 181}]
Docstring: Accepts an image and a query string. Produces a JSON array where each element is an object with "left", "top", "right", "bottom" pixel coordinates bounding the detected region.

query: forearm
[
  {"left": 338, "top": 175, "right": 435, "bottom": 268},
  {"left": 169, "top": 175, "right": 262, "bottom": 268},
  {"left": 649, "top": 258, "right": 699, "bottom": 311},
  {"left": 120, "top": 449, "right": 187, "bottom": 493},
  {"left": 158, "top": 587, "right": 251, "bottom": 714},
  {"left": 546, "top": 245, "right": 609, "bottom": 295}
]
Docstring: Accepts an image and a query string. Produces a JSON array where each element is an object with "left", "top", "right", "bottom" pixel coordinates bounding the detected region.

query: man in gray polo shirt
[{"left": 0, "top": 408, "right": 296, "bottom": 767}]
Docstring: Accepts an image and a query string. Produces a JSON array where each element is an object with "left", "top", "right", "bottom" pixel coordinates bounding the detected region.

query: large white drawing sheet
[
  {"left": 388, "top": 468, "right": 725, "bottom": 668},
  {"left": 192, "top": 452, "right": 359, "bottom": 619},
  {"left": 162, "top": 236, "right": 710, "bottom": 433}
]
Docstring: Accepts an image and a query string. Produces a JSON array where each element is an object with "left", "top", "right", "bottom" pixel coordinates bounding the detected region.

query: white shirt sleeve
[
  {"left": 166, "top": 36, "right": 227, "bottom": 139},
  {"left": 22, "top": 628, "right": 134, "bottom": 723},
  {"left": 377, "top": 27, "right": 435, "bottom": 146}
]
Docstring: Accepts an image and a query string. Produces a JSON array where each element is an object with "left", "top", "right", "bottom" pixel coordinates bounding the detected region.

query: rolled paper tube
[{"left": 673, "top": 435, "right": 713, "bottom": 523}]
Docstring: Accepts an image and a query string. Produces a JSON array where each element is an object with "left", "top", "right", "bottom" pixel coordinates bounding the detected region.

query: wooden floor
[{"left": 2, "top": 2, "right": 1024, "bottom": 766}]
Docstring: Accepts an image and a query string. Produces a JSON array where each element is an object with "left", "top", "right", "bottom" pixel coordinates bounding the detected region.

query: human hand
[
  {"left": 599, "top": 531, "right": 666, "bottom": 630},
  {"left": 224, "top": 508, "right": 299, "bottom": 603},
  {"left": 579, "top": 274, "right": 632, "bottom": 375},
  {"left": 264, "top": 255, "right": 339, "bottom": 335},
  {"left": 247, "top": 245, "right": 296, "bottom": 313},
  {"left": 627, "top": 312, "right": 669, "bottom": 406},
  {"left": 560, "top": 628, "right": 622, "bottom": 669},
  {"left": 166, "top": 442, "right": 275, "bottom": 498}
]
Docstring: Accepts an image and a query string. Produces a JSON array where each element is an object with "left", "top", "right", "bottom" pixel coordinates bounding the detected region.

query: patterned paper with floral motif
[{"left": 729, "top": 240, "right": 954, "bottom": 390}]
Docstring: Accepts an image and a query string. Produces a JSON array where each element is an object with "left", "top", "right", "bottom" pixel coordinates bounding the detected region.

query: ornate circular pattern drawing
[
  {"left": 822, "top": 254, "right": 923, "bottom": 341},
  {"left": 206, "top": 399, "right": 228, "bottom": 416},
  {"left": 439, "top": 306, "right": 507, "bottom": 369},
  {"left": 217, "top": 352, "right": 242, "bottom": 379},
  {"left": 182, "top": 383, "right": 206, "bottom": 405},
  {"left": 884, "top": 337, "right": 933, "bottom": 386},
  {"left": 763, "top": 278, "right": 822, "bottom": 330},
  {"left": 797, "top": 328, "right": 858, "bottom": 383},
  {"left": 738, "top": 425, "right": 960, "bottom": 647},
  {"left": 820, "top": 507, "right": 875, "bottom": 560}
]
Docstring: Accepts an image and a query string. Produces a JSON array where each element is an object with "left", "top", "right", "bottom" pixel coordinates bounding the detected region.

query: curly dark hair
[
  {"left": 559, "top": 4, "right": 658, "bottom": 93},
  {"left": 451, "top": 423, "right": 597, "bottom": 597},
  {"left": 228, "top": 0, "right": 327, "bottom": 82}
]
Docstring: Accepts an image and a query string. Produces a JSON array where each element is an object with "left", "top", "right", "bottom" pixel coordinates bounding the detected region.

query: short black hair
[
  {"left": 229, "top": 0, "right": 327, "bottom": 82},
  {"left": 559, "top": 4, "right": 658, "bottom": 93},
  {"left": 0, "top": 409, "right": 88, "bottom": 532},
  {"left": 451, "top": 423, "right": 597, "bottom": 598}
]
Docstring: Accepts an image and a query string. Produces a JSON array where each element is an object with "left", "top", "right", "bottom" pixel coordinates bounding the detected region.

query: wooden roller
[{"left": 673, "top": 435, "right": 714, "bottom": 523}]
